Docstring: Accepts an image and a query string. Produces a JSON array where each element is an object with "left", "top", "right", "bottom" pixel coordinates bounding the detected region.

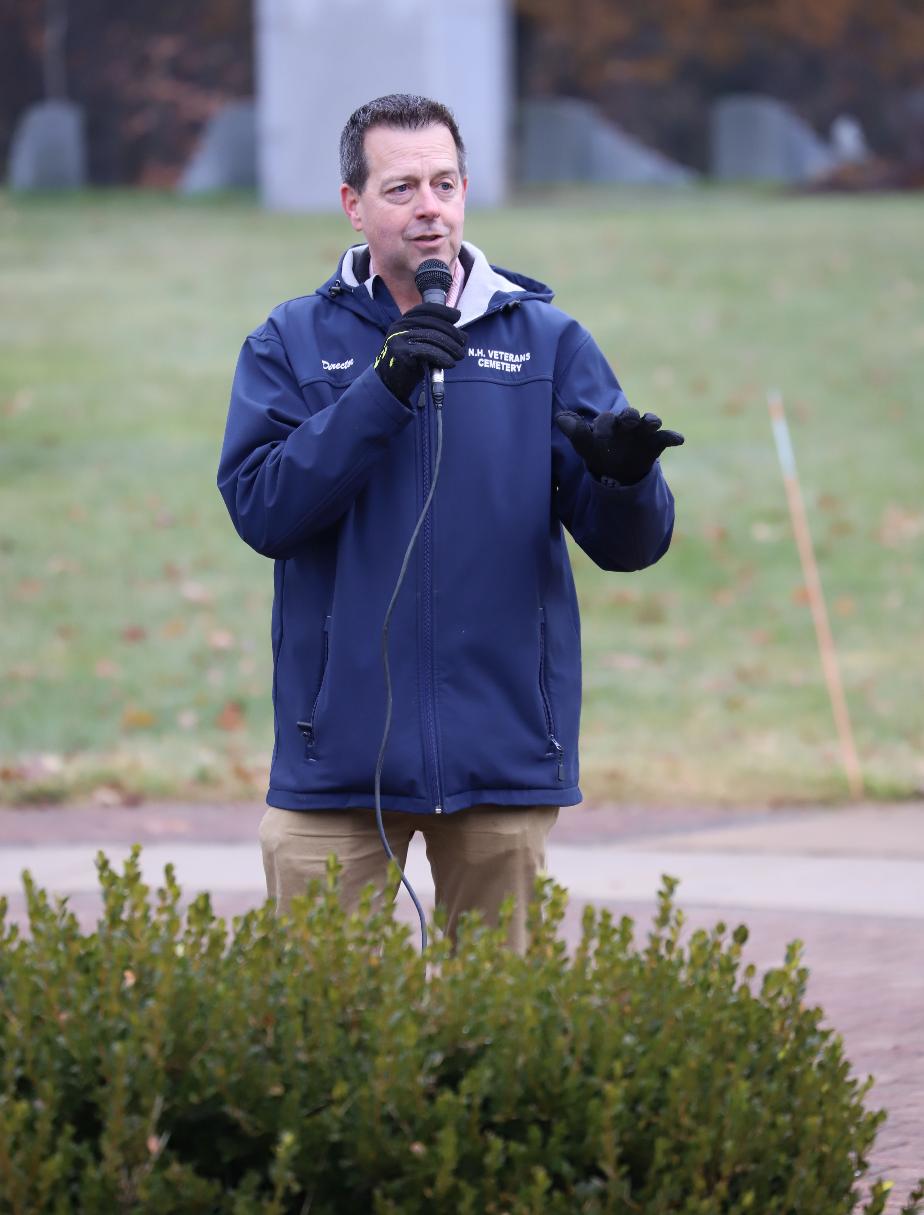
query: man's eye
[
  {"left": 438, "top": 181, "right": 455, "bottom": 192},
  {"left": 391, "top": 184, "right": 409, "bottom": 195}
]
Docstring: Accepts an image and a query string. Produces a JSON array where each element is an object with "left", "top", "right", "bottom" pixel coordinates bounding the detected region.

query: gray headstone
[
  {"left": 519, "top": 97, "right": 697, "bottom": 186},
  {"left": 8, "top": 100, "right": 86, "bottom": 190},
  {"left": 256, "top": 0, "right": 510, "bottom": 211},
  {"left": 711, "top": 95, "right": 834, "bottom": 182},
  {"left": 178, "top": 101, "right": 257, "bottom": 194},
  {"left": 830, "top": 115, "right": 869, "bottom": 164}
]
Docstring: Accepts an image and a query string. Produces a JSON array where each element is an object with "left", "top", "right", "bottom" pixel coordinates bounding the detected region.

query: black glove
[
  {"left": 555, "top": 407, "right": 684, "bottom": 485},
  {"left": 373, "top": 303, "right": 468, "bottom": 405}
]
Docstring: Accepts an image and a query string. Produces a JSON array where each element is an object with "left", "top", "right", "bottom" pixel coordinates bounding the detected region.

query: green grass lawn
[{"left": 1, "top": 187, "right": 922, "bottom": 807}]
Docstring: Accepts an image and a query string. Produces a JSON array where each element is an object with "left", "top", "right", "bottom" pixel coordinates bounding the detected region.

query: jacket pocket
[
  {"left": 296, "top": 615, "right": 331, "bottom": 758},
  {"left": 538, "top": 607, "right": 565, "bottom": 781}
]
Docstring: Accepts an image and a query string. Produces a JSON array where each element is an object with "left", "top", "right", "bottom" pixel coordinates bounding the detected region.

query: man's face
[{"left": 340, "top": 123, "right": 467, "bottom": 286}]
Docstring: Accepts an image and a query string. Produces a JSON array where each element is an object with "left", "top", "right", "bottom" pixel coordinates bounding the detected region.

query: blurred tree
[
  {"left": 1, "top": 0, "right": 922, "bottom": 180},
  {"left": 517, "top": 0, "right": 924, "bottom": 168},
  {"left": 43, "top": 0, "right": 68, "bottom": 99},
  {"left": 1, "top": 0, "right": 253, "bottom": 184}
]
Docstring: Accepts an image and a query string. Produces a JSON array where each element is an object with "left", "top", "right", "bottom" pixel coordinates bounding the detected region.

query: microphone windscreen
[{"left": 414, "top": 259, "right": 452, "bottom": 302}]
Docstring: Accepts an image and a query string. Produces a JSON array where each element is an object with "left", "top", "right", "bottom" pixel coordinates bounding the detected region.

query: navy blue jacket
[{"left": 218, "top": 242, "right": 675, "bottom": 815}]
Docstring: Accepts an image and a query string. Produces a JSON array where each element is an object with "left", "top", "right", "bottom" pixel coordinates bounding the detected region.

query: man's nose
[{"left": 415, "top": 184, "right": 441, "bottom": 216}]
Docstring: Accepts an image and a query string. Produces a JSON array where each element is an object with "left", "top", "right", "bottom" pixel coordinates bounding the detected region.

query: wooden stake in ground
[{"left": 767, "top": 389, "right": 863, "bottom": 799}]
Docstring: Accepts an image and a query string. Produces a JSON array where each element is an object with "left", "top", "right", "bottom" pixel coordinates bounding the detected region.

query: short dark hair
[{"left": 339, "top": 94, "right": 466, "bottom": 192}]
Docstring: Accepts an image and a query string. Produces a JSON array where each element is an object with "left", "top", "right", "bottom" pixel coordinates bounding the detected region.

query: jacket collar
[{"left": 320, "top": 241, "right": 554, "bottom": 329}]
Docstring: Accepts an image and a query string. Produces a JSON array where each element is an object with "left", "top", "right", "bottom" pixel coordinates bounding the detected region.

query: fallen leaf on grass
[
  {"left": 8, "top": 663, "right": 38, "bottom": 680},
  {"left": 19, "top": 753, "right": 65, "bottom": 778},
  {"left": 208, "top": 629, "right": 235, "bottom": 650},
  {"left": 697, "top": 673, "right": 733, "bottom": 693},
  {"left": 231, "top": 758, "right": 260, "bottom": 785},
  {"left": 121, "top": 706, "right": 157, "bottom": 730},
  {"left": 826, "top": 519, "right": 854, "bottom": 538},
  {"left": 95, "top": 658, "right": 121, "bottom": 679},
  {"left": 702, "top": 524, "right": 728, "bottom": 545},
  {"left": 176, "top": 709, "right": 198, "bottom": 730},
  {"left": 120, "top": 625, "right": 148, "bottom": 643},
  {"left": 160, "top": 618, "right": 187, "bottom": 638},
  {"left": 733, "top": 663, "right": 766, "bottom": 685},
  {"left": 2, "top": 389, "right": 33, "bottom": 416},
  {"left": 786, "top": 670, "right": 813, "bottom": 686},
  {"left": 877, "top": 504, "right": 924, "bottom": 548},
  {"left": 181, "top": 580, "right": 212, "bottom": 604},
  {"left": 635, "top": 595, "right": 667, "bottom": 624},
  {"left": 606, "top": 588, "right": 640, "bottom": 606},
  {"left": 91, "top": 784, "right": 142, "bottom": 808},
  {"left": 217, "top": 700, "right": 246, "bottom": 731},
  {"left": 751, "top": 521, "right": 782, "bottom": 543},
  {"left": 721, "top": 384, "right": 757, "bottom": 415},
  {"left": 602, "top": 652, "right": 646, "bottom": 671},
  {"left": 834, "top": 596, "right": 856, "bottom": 616},
  {"left": 46, "top": 556, "right": 81, "bottom": 575},
  {"left": 15, "top": 579, "right": 43, "bottom": 601}
]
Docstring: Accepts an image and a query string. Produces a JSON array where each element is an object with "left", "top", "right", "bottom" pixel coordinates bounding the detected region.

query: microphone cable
[
  {"left": 373, "top": 391, "right": 444, "bottom": 954},
  {"left": 373, "top": 258, "right": 453, "bottom": 954}
]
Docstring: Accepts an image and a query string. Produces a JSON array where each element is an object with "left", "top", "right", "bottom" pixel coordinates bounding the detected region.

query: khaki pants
[{"left": 259, "top": 804, "right": 559, "bottom": 953}]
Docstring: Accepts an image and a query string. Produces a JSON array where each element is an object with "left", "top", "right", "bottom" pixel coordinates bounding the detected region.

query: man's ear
[{"left": 340, "top": 183, "right": 363, "bottom": 232}]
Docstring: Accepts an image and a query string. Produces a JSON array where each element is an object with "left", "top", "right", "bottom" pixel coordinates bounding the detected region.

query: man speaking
[{"left": 217, "top": 94, "right": 683, "bottom": 951}]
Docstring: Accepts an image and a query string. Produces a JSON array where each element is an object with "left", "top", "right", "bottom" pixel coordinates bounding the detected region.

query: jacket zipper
[
  {"left": 538, "top": 607, "right": 565, "bottom": 781},
  {"left": 296, "top": 615, "right": 331, "bottom": 753},
  {"left": 419, "top": 386, "right": 445, "bottom": 813}
]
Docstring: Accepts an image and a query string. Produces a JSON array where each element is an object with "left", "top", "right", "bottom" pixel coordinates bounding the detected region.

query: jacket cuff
[
  {"left": 352, "top": 364, "right": 416, "bottom": 424},
  {"left": 591, "top": 461, "right": 659, "bottom": 495}
]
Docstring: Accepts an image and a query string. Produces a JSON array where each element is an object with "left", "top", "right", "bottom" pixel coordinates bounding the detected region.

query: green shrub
[{"left": 0, "top": 850, "right": 921, "bottom": 1214}]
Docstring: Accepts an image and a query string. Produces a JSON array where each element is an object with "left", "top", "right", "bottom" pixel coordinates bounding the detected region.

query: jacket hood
[{"left": 317, "top": 241, "right": 554, "bottom": 329}]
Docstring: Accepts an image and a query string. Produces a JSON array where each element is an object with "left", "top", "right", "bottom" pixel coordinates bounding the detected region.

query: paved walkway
[{"left": 2, "top": 800, "right": 922, "bottom": 1207}]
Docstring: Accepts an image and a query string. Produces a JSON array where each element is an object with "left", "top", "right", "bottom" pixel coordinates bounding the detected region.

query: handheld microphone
[{"left": 414, "top": 258, "right": 453, "bottom": 406}]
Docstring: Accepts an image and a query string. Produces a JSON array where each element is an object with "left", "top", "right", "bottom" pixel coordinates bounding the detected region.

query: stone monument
[
  {"left": 8, "top": 100, "right": 87, "bottom": 190},
  {"left": 519, "top": 97, "right": 697, "bottom": 186},
  {"left": 711, "top": 95, "right": 834, "bottom": 183},
  {"left": 255, "top": 0, "right": 510, "bottom": 210},
  {"left": 179, "top": 101, "right": 257, "bottom": 194}
]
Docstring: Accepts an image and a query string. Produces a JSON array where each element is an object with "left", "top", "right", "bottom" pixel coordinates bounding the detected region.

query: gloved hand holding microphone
[{"left": 374, "top": 303, "right": 468, "bottom": 405}]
